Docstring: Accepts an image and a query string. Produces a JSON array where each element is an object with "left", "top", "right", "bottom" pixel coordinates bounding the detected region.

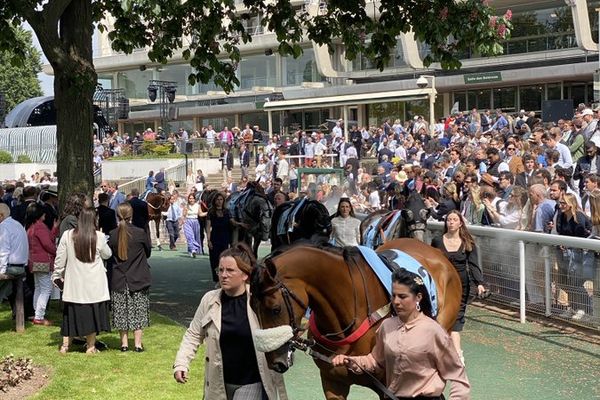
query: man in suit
[
  {"left": 220, "top": 145, "right": 234, "bottom": 183},
  {"left": 574, "top": 141, "right": 600, "bottom": 193},
  {"left": 239, "top": 144, "right": 250, "bottom": 179},
  {"left": 515, "top": 153, "right": 537, "bottom": 188},
  {"left": 154, "top": 168, "right": 166, "bottom": 193},
  {"left": 97, "top": 192, "right": 117, "bottom": 235},
  {"left": 108, "top": 182, "right": 126, "bottom": 211},
  {"left": 128, "top": 188, "right": 149, "bottom": 232},
  {"left": 11, "top": 186, "right": 37, "bottom": 226}
]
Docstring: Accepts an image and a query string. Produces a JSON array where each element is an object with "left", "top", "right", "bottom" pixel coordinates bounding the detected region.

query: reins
[{"left": 288, "top": 337, "right": 400, "bottom": 400}]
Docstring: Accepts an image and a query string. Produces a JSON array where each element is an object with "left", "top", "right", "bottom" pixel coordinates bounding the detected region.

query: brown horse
[
  {"left": 250, "top": 239, "right": 462, "bottom": 400},
  {"left": 146, "top": 192, "right": 170, "bottom": 250}
]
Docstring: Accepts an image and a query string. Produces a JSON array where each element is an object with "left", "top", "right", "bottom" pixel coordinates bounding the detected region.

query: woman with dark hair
[
  {"left": 173, "top": 243, "right": 287, "bottom": 400},
  {"left": 59, "top": 193, "right": 90, "bottom": 239},
  {"left": 26, "top": 203, "right": 57, "bottom": 326},
  {"left": 431, "top": 210, "right": 489, "bottom": 363},
  {"left": 330, "top": 197, "right": 361, "bottom": 246},
  {"left": 109, "top": 202, "right": 152, "bottom": 352},
  {"left": 332, "top": 268, "right": 470, "bottom": 399},
  {"left": 206, "top": 192, "right": 232, "bottom": 283},
  {"left": 52, "top": 207, "right": 112, "bottom": 354},
  {"left": 183, "top": 193, "right": 203, "bottom": 257}
]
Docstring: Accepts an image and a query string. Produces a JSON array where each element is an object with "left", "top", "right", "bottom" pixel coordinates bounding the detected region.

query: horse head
[
  {"left": 400, "top": 191, "right": 429, "bottom": 242},
  {"left": 250, "top": 256, "right": 308, "bottom": 373}
]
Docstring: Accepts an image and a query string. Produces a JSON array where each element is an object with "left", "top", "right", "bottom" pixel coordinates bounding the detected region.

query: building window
[
  {"left": 547, "top": 83, "right": 562, "bottom": 100},
  {"left": 239, "top": 54, "right": 277, "bottom": 89},
  {"left": 201, "top": 116, "right": 235, "bottom": 131},
  {"left": 117, "top": 69, "right": 154, "bottom": 100},
  {"left": 284, "top": 48, "right": 323, "bottom": 86},
  {"left": 519, "top": 85, "right": 544, "bottom": 112},
  {"left": 493, "top": 87, "right": 517, "bottom": 113}
]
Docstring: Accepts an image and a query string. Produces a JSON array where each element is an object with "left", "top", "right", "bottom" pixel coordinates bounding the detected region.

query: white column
[
  {"left": 268, "top": 110, "right": 273, "bottom": 138},
  {"left": 343, "top": 106, "right": 349, "bottom": 142}
]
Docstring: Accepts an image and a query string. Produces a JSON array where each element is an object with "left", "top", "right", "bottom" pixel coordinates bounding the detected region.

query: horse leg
[
  {"left": 155, "top": 218, "right": 163, "bottom": 251},
  {"left": 320, "top": 373, "right": 351, "bottom": 400},
  {"left": 252, "top": 235, "right": 260, "bottom": 257}
]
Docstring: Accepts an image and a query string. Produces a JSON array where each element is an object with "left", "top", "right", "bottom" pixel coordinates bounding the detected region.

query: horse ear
[{"left": 264, "top": 257, "right": 278, "bottom": 278}]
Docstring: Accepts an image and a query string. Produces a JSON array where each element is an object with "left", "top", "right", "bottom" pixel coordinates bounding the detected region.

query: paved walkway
[{"left": 150, "top": 246, "right": 600, "bottom": 400}]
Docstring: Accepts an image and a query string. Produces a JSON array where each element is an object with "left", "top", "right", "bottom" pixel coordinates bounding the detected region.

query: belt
[{"left": 7, "top": 264, "right": 27, "bottom": 268}]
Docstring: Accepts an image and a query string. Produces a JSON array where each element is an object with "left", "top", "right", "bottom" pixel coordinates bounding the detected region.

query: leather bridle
[{"left": 260, "top": 277, "right": 308, "bottom": 336}]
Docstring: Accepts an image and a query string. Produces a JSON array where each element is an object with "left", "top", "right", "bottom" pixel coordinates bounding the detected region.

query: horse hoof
[{"left": 157, "top": 246, "right": 163, "bottom": 252}]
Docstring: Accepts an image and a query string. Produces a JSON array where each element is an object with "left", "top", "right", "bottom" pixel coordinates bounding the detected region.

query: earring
[{"left": 416, "top": 302, "right": 421, "bottom": 312}]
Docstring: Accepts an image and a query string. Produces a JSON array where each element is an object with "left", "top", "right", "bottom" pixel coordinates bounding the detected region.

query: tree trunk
[{"left": 51, "top": 0, "right": 96, "bottom": 210}]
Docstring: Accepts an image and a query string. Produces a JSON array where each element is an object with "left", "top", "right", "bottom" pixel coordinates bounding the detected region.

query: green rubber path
[{"left": 150, "top": 246, "right": 600, "bottom": 400}]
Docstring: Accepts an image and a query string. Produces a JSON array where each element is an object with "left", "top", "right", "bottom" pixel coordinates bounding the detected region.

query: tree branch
[{"left": 7, "top": 0, "right": 71, "bottom": 69}]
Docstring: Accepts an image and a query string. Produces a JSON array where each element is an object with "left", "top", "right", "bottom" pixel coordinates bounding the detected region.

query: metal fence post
[
  {"left": 519, "top": 240, "right": 526, "bottom": 323},
  {"left": 543, "top": 245, "right": 552, "bottom": 316}
]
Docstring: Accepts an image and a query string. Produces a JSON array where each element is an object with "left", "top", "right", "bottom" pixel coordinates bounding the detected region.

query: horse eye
[{"left": 272, "top": 306, "right": 282, "bottom": 316}]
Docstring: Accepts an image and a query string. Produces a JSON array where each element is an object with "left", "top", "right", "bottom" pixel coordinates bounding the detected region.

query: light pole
[
  {"left": 416, "top": 75, "right": 437, "bottom": 134},
  {"left": 147, "top": 80, "right": 177, "bottom": 133}
]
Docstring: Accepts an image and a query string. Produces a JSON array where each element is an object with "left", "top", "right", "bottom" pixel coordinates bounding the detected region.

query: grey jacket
[{"left": 173, "top": 288, "right": 288, "bottom": 400}]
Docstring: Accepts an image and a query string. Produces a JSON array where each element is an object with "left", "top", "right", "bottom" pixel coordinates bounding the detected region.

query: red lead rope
[{"left": 308, "top": 312, "right": 373, "bottom": 347}]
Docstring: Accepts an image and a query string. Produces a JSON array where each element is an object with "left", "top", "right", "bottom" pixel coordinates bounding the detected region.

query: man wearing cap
[
  {"left": 580, "top": 108, "right": 598, "bottom": 141},
  {"left": 40, "top": 189, "right": 59, "bottom": 230}
]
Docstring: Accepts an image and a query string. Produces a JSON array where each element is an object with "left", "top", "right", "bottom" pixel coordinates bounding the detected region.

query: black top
[
  {"left": 129, "top": 197, "right": 149, "bottom": 231},
  {"left": 556, "top": 211, "right": 591, "bottom": 238},
  {"left": 97, "top": 204, "right": 117, "bottom": 235},
  {"left": 109, "top": 223, "right": 152, "bottom": 292},
  {"left": 431, "top": 235, "right": 484, "bottom": 285},
  {"left": 219, "top": 291, "right": 261, "bottom": 385}
]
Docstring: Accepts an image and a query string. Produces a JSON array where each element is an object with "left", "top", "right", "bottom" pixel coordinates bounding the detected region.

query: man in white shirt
[
  {"left": 542, "top": 131, "right": 573, "bottom": 169},
  {"left": 332, "top": 120, "right": 343, "bottom": 139},
  {"left": 581, "top": 108, "right": 599, "bottom": 142},
  {"left": 205, "top": 125, "right": 216, "bottom": 151},
  {"left": 276, "top": 150, "right": 289, "bottom": 189},
  {"left": 0, "top": 203, "right": 29, "bottom": 308}
]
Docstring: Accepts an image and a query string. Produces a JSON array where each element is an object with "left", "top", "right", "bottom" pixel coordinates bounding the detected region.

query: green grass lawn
[{"left": 0, "top": 302, "right": 203, "bottom": 399}]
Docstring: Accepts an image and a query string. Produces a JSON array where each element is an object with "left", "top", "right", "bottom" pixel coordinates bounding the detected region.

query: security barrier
[{"left": 426, "top": 221, "right": 600, "bottom": 331}]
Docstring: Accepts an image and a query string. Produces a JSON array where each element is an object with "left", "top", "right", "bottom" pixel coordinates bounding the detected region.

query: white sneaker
[{"left": 572, "top": 310, "right": 585, "bottom": 320}]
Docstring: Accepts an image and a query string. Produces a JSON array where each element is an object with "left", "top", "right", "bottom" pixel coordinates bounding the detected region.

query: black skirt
[{"left": 60, "top": 301, "right": 111, "bottom": 337}]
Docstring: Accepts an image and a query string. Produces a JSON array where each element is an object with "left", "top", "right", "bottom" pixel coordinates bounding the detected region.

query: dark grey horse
[
  {"left": 229, "top": 183, "right": 272, "bottom": 256},
  {"left": 360, "top": 190, "right": 429, "bottom": 248}
]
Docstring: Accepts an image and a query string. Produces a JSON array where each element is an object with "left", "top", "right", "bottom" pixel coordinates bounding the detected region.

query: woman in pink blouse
[{"left": 332, "top": 268, "right": 471, "bottom": 400}]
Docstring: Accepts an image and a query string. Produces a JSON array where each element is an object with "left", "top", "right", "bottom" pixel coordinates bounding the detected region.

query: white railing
[
  {"left": 426, "top": 222, "right": 600, "bottom": 331},
  {"left": 116, "top": 160, "right": 192, "bottom": 195}
]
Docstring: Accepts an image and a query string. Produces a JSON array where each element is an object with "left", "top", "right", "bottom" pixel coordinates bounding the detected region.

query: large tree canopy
[
  {"left": 0, "top": 0, "right": 511, "bottom": 206},
  {"left": 0, "top": 27, "right": 42, "bottom": 117}
]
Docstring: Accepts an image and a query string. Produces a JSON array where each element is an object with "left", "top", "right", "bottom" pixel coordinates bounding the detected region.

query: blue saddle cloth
[
  {"left": 357, "top": 245, "right": 438, "bottom": 317},
  {"left": 276, "top": 197, "right": 307, "bottom": 236}
]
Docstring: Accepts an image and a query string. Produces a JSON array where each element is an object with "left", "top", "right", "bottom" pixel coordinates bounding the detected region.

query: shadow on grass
[{"left": 466, "top": 312, "right": 600, "bottom": 359}]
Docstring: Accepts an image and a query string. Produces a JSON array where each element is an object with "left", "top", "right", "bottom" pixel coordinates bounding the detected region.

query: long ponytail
[{"left": 116, "top": 203, "right": 133, "bottom": 261}]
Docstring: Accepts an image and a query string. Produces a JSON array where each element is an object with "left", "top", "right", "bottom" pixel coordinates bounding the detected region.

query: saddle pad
[
  {"left": 357, "top": 246, "right": 438, "bottom": 317},
  {"left": 382, "top": 211, "right": 403, "bottom": 239},
  {"left": 276, "top": 197, "right": 307, "bottom": 236},
  {"left": 363, "top": 215, "right": 383, "bottom": 248}
]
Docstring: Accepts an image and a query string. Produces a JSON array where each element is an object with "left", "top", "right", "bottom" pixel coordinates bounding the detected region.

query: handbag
[{"left": 31, "top": 262, "right": 51, "bottom": 273}]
